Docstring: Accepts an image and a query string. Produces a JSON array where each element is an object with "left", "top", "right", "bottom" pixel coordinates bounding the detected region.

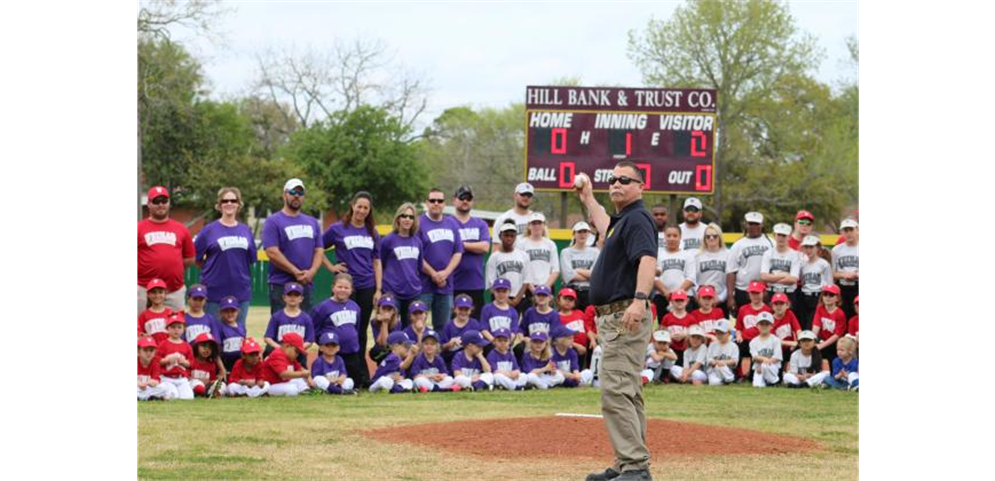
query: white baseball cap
[
  {"left": 499, "top": 223, "right": 519, "bottom": 234},
  {"left": 573, "top": 221, "right": 591, "bottom": 232},
  {"left": 284, "top": 178, "right": 305, "bottom": 192},
  {"left": 744, "top": 212, "right": 764, "bottom": 224},
  {"left": 773, "top": 223, "right": 792, "bottom": 236},
  {"left": 516, "top": 183, "right": 535, "bottom": 195},
  {"left": 653, "top": 330, "right": 671, "bottom": 343},
  {"left": 683, "top": 197, "right": 702, "bottom": 210},
  {"left": 714, "top": 319, "right": 731, "bottom": 333},
  {"left": 840, "top": 218, "right": 859, "bottom": 230},
  {"left": 798, "top": 330, "right": 817, "bottom": 341},
  {"left": 756, "top": 312, "right": 774, "bottom": 324},
  {"left": 801, "top": 235, "right": 820, "bottom": 247},
  {"left": 688, "top": 325, "right": 706, "bottom": 338},
  {"left": 529, "top": 212, "right": 546, "bottom": 223}
]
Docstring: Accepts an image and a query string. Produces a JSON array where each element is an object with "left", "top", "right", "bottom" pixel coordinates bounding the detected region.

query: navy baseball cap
[
  {"left": 284, "top": 282, "right": 304, "bottom": 295},
  {"left": 220, "top": 296, "right": 239, "bottom": 311},
  {"left": 378, "top": 295, "right": 398, "bottom": 309},
  {"left": 491, "top": 328, "right": 512, "bottom": 339},
  {"left": 387, "top": 331, "right": 413, "bottom": 346},
  {"left": 492, "top": 278, "right": 512, "bottom": 291},
  {"left": 529, "top": 331, "right": 549, "bottom": 342},
  {"left": 319, "top": 332, "right": 340, "bottom": 346},
  {"left": 534, "top": 285, "right": 552, "bottom": 296},
  {"left": 454, "top": 294, "right": 474, "bottom": 309},
  {"left": 461, "top": 330, "right": 490, "bottom": 347},
  {"left": 422, "top": 329, "right": 440, "bottom": 342},
  {"left": 188, "top": 284, "right": 207, "bottom": 299},
  {"left": 408, "top": 301, "right": 428, "bottom": 314}
]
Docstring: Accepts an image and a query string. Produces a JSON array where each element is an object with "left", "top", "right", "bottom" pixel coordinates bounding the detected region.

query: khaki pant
[
  {"left": 597, "top": 303, "right": 653, "bottom": 472},
  {"left": 137, "top": 285, "right": 186, "bottom": 315}
]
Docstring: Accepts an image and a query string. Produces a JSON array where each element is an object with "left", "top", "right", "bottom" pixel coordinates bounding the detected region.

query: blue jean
[
  {"left": 205, "top": 299, "right": 251, "bottom": 332},
  {"left": 824, "top": 375, "right": 858, "bottom": 390},
  {"left": 418, "top": 292, "right": 453, "bottom": 331}
]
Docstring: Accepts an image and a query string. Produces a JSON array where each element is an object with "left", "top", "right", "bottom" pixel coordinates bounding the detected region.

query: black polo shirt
[{"left": 589, "top": 199, "right": 658, "bottom": 306}]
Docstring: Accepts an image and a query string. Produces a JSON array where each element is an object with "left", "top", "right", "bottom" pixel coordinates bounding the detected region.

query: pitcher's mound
[{"left": 363, "top": 415, "right": 819, "bottom": 460}]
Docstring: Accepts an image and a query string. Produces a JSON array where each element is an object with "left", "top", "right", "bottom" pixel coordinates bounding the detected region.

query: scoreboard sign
[{"left": 525, "top": 86, "right": 718, "bottom": 194}]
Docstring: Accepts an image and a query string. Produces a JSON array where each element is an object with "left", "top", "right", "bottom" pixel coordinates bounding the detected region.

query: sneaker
[
  {"left": 342, "top": 389, "right": 358, "bottom": 395},
  {"left": 641, "top": 376, "right": 649, "bottom": 386},
  {"left": 614, "top": 469, "right": 653, "bottom": 481},
  {"left": 585, "top": 467, "right": 620, "bottom": 481}
]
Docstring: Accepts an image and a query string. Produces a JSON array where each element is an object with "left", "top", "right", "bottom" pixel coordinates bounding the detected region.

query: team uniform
[
  {"left": 216, "top": 320, "right": 247, "bottom": 371},
  {"left": 156, "top": 338, "right": 195, "bottom": 400},
  {"left": 184, "top": 312, "right": 221, "bottom": 344},
  {"left": 453, "top": 216, "right": 492, "bottom": 320},
  {"left": 772, "top": 310, "right": 802, "bottom": 359},
  {"left": 798, "top": 256, "right": 833, "bottom": 330},
  {"left": 520, "top": 308, "right": 558, "bottom": 337},
  {"left": 679, "top": 222, "right": 707, "bottom": 255},
  {"left": 657, "top": 248, "right": 696, "bottom": 301},
  {"left": 485, "top": 248, "right": 532, "bottom": 299},
  {"left": 522, "top": 350, "right": 564, "bottom": 389},
  {"left": 560, "top": 245, "right": 600, "bottom": 312},
  {"left": 138, "top": 355, "right": 177, "bottom": 401},
  {"left": 450, "top": 350, "right": 494, "bottom": 390},
  {"left": 749, "top": 334, "right": 783, "bottom": 387},
  {"left": 694, "top": 249, "right": 730, "bottom": 304},
  {"left": 736, "top": 303, "right": 773, "bottom": 361},
  {"left": 261, "top": 348, "right": 309, "bottom": 396},
  {"left": 189, "top": 355, "right": 224, "bottom": 397},
  {"left": 227, "top": 357, "right": 270, "bottom": 397},
  {"left": 515, "top": 236, "right": 561, "bottom": 307},
  {"left": 813, "top": 305, "right": 848, "bottom": 362},
  {"left": 194, "top": 220, "right": 256, "bottom": 328},
  {"left": 551, "top": 346, "right": 593, "bottom": 387},
  {"left": 760, "top": 247, "right": 801, "bottom": 306},
  {"left": 440, "top": 318, "right": 483, "bottom": 360},
  {"left": 138, "top": 307, "right": 173, "bottom": 344},
  {"left": 480, "top": 303, "right": 520, "bottom": 339},
  {"left": 492, "top": 209, "right": 532, "bottom": 241},
  {"left": 261, "top": 210, "right": 322, "bottom": 312},
  {"left": 783, "top": 349, "right": 828, "bottom": 387},
  {"left": 138, "top": 217, "right": 195, "bottom": 311},
  {"left": 311, "top": 354, "right": 355, "bottom": 394},
  {"left": 640, "top": 343, "right": 676, "bottom": 383},
  {"left": 661, "top": 311, "right": 695, "bottom": 364},
  {"left": 691, "top": 307, "right": 726, "bottom": 339},
  {"left": 418, "top": 214, "right": 465, "bottom": 330},
  {"left": 487, "top": 347, "right": 528, "bottom": 390},
  {"left": 726, "top": 235, "right": 773, "bottom": 308},
  {"left": 705, "top": 339, "right": 739, "bottom": 385},
  {"left": 264, "top": 310, "right": 315, "bottom": 361},
  {"left": 310, "top": 298, "right": 366, "bottom": 385},
  {"left": 369, "top": 352, "right": 414, "bottom": 393},
  {"left": 832, "top": 242, "right": 860, "bottom": 319},
  {"left": 379, "top": 232, "right": 425, "bottom": 321},
  {"left": 410, "top": 352, "right": 455, "bottom": 392},
  {"left": 670, "top": 341, "right": 707, "bottom": 383}
]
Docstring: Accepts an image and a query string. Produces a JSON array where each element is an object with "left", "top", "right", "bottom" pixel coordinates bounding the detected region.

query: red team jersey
[
  {"left": 691, "top": 308, "right": 726, "bottom": 335},
  {"left": 137, "top": 358, "right": 161, "bottom": 384},
  {"left": 736, "top": 304, "right": 773, "bottom": 341},
  {"left": 560, "top": 310, "right": 589, "bottom": 347},
  {"left": 813, "top": 305, "right": 847, "bottom": 341},
  {"left": 848, "top": 315, "right": 859, "bottom": 337},
  {"left": 138, "top": 307, "right": 174, "bottom": 344},
  {"left": 262, "top": 349, "right": 302, "bottom": 384},
  {"left": 230, "top": 359, "right": 265, "bottom": 384},
  {"left": 189, "top": 357, "right": 219, "bottom": 384},
  {"left": 138, "top": 219, "right": 195, "bottom": 292},
  {"left": 662, "top": 312, "right": 696, "bottom": 351},
  {"left": 156, "top": 339, "right": 194, "bottom": 378},
  {"left": 772, "top": 310, "right": 802, "bottom": 342}
]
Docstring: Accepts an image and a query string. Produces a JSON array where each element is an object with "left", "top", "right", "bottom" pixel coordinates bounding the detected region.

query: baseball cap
[
  {"left": 796, "top": 210, "right": 814, "bottom": 221},
  {"left": 499, "top": 223, "right": 519, "bottom": 234},
  {"left": 529, "top": 212, "right": 546, "bottom": 224},
  {"left": 408, "top": 301, "right": 428, "bottom": 314},
  {"left": 319, "top": 332, "right": 340, "bottom": 346},
  {"left": 552, "top": 324, "right": 578, "bottom": 339},
  {"left": 559, "top": 288, "right": 577, "bottom": 299},
  {"left": 670, "top": 289, "right": 688, "bottom": 301},
  {"left": 138, "top": 336, "right": 157, "bottom": 349},
  {"left": 798, "top": 330, "right": 817, "bottom": 341},
  {"left": 688, "top": 325, "right": 706, "bottom": 337},
  {"left": 146, "top": 278, "right": 167, "bottom": 291},
  {"left": 421, "top": 329, "right": 440, "bottom": 342},
  {"left": 747, "top": 281, "right": 767, "bottom": 293},
  {"left": 697, "top": 286, "right": 716, "bottom": 298},
  {"left": 147, "top": 186, "right": 169, "bottom": 200},
  {"left": 822, "top": 284, "right": 841, "bottom": 295},
  {"left": 491, "top": 278, "right": 512, "bottom": 291},
  {"left": 193, "top": 332, "right": 218, "bottom": 345},
  {"left": 683, "top": 197, "right": 702, "bottom": 210},
  {"left": 744, "top": 212, "right": 764, "bottom": 224},
  {"left": 454, "top": 294, "right": 474, "bottom": 309},
  {"left": 281, "top": 333, "right": 307, "bottom": 353},
  {"left": 771, "top": 293, "right": 789, "bottom": 304},
  {"left": 166, "top": 312, "right": 185, "bottom": 326},
  {"left": 773, "top": 223, "right": 792, "bottom": 236},
  {"left": 187, "top": 284, "right": 207, "bottom": 299},
  {"left": 220, "top": 296, "right": 240, "bottom": 311},
  {"left": 756, "top": 312, "right": 774, "bottom": 324},
  {"left": 529, "top": 331, "right": 548, "bottom": 342},
  {"left": 461, "top": 330, "right": 490, "bottom": 347},
  {"left": 534, "top": 285, "right": 552, "bottom": 296},
  {"left": 573, "top": 221, "right": 591, "bottom": 232},
  {"left": 284, "top": 178, "right": 305, "bottom": 192},
  {"left": 840, "top": 218, "right": 859, "bottom": 230},
  {"left": 801, "top": 235, "right": 820, "bottom": 247},
  {"left": 491, "top": 328, "right": 512, "bottom": 339},
  {"left": 515, "top": 182, "right": 535, "bottom": 195},
  {"left": 387, "top": 331, "right": 413, "bottom": 346},
  {"left": 714, "top": 319, "right": 731, "bottom": 333},
  {"left": 455, "top": 185, "right": 474, "bottom": 199},
  {"left": 241, "top": 338, "right": 262, "bottom": 354},
  {"left": 378, "top": 295, "right": 398, "bottom": 309},
  {"left": 652, "top": 330, "right": 671, "bottom": 343},
  {"left": 284, "top": 282, "right": 304, "bottom": 295}
]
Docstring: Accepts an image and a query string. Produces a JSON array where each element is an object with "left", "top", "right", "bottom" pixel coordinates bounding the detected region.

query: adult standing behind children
[
  {"left": 491, "top": 182, "right": 535, "bottom": 241},
  {"left": 418, "top": 188, "right": 464, "bottom": 331},
  {"left": 560, "top": 221, "right": 600, "bottom": 312},
  {"left": 678, "top": 197, "right": 706, "bottom": 254},
  {"left": 451, "top": 185, "right": 491, "bottom": 321},
  {"left": 195, "top": 187, "right": 256, "bottom": 330},
  {"left": 138, "top": 186, "right": 195, "bottom": 314},
  {"left": 262, "top": 178, "right": 324, "bottom": 313},
  {"left": 726, "top": 212, "right": 773, "bottom": 314}
]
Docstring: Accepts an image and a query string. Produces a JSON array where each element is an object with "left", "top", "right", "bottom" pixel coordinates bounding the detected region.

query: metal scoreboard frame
[{"left": 524, "top": 85, "right": 718, "bottom": 195}]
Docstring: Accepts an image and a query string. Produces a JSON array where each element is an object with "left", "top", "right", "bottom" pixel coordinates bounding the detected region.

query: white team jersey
[
  {"left": 749, "top": 335, "right": 783, "bottom": 362},
  {"left": 726, "top": 235, "right": 774, "bottom": 291},
  {"left": 706, "top": 341, "right": 739, "bottom": 365},
  {"left": 787, "top": 350, "right": 816, "bottom": 374},
  {"left": 657, "top": 248, "right": 695, "bottom": 294},
  {"left": 832, "top": 242, "right": 859, "bottom": 286},
  {"left": 683, "top": 344, "right": 708, "bottom": 369},
  {"left": 491, "top": 210, "right": 532, "bottom": 242},
  {"left": 515, "top": 237, "right": 560, "bottom": 287},
  {"left": 485, "top": 249, "right": 532, "bottom": 296},
  {"left": 694, "top": 249, "right": 730, "bottom": 302},
  {"left": 799, "top": 257, "right": 833, "bottom": 295},
  {"left": 760, "top": 247, "right": 801, "bottom": 293},
  {"left": 645, "top": 343, "right": 675, "bottom": 370},
  {"left": 679, "top": 222, "right": 707, "bottom": 255}
]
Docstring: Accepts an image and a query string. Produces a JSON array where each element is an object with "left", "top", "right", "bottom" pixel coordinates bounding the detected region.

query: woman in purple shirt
[
  {"left": 379, "top": 203, "right": 424, "bottom": 326},
  {"left": 195, "top": 187, "right": 256, "bottom": 330},
  {"left": 322, "top": 191, "right": 383, "bottom": 366}
]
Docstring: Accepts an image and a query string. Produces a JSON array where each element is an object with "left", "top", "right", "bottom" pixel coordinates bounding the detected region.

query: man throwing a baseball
[{"left": 577, "top": 162, "right": 656, "bottom": 481}]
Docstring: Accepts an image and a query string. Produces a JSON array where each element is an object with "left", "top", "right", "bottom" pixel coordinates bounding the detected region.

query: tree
[
  {"left": 628, "top": 0, "right": 826, "bottom": 227},
  {"left": 282, "top": 106, "right": 429, "bottom": 216}
]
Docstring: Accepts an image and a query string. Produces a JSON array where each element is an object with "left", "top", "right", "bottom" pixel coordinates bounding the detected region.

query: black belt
[{"left": 595, "top": 298, "right": 646, "bottom": 316}]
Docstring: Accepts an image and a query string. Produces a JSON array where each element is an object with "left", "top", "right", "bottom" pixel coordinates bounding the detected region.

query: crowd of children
[{"left": 138, "top": 273, "right": 858, "bottom": 400}]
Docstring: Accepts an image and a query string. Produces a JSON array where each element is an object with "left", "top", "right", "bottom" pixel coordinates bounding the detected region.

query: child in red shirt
[
  {"left": 227, "top": 338, "right": 270, "bottom": 397},
  {"left": 691, "top": 285, "right": 726, "bottom": 344},
  {"left": 138, "top": 278, "right": 173, "bottom": 343},
  {"left": 662, "top": 290, "right": 696, "bottom": 366},
  {"left": 156, "top": 313, "right": 194, "bottom": 400},
  {"left": 189, "top": 333, "right": 225, "bottom": 398},
  {"left": 557, "top": 288, "right": 590, "bottom": 365},
  {"left": 770, "top": 292, "right": 802, "bottom": 361},
  {"left": 735, "top": 281, "right": 772, "bottom": 379},
  {"left": 813, "top": 285, "right": 848, "bottom": 364},
  {"left": 262, "top": 333, "right": 312, "bottom": 397},
  {"left": 848, "top": 296, "right": 859, "bottom": 351},
  {"left": 138, "top": 336, "right": 176, "bottom": 400}
]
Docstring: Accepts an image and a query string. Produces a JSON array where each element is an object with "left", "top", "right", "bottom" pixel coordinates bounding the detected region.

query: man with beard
[
  {"left": 138, "top": 186, "right": 195, "bottom": 314},
  {"left": 452, "top": 185, "right": 491, "bottom": 321},
  {"left": 418, "top": 188, "right": 464, "bottom": 331},
  {"left": 262, "top": 179, "right": 324, "bottom": 313},
  {"left": 650, "top": 205, "right": 668, "bottom": 250},
  {"left": 726, "top": 212, "right": 774, "bottom": 314},
  {"left": 491, "top": 182, "right": 535, "bottom": 242},
  {"left": 788, "top": 210, "right": 815, "bottom": 251},
  {"left": 678, "top": 198, "right": 706, "bottom": 254}
]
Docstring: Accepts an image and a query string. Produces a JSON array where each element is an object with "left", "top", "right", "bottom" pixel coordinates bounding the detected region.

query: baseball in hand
[{"left": 574, "top": 173, "right": 590, "bottom": 189}]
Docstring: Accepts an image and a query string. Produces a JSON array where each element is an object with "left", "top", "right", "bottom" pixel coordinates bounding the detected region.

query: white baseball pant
[
  {"left": 138, "top": 383, "right": 178, "bottom": 401},
  {"left": 707, "top": 366, "right": 736, "bottom": 385},
  {"left": 590, "top": 346, "right": 603, "bottom": 378},
  {"left": 454, "top": 373, "right": 494, "bottom": 389},
  {"left": 313, "top": 376, "right": 355, "bottom": 392},
  {"left": 190, "top": 379, "right": 227, "bottom": 397},
  {"left": 783, "top": 371, "right": 829, "bottom": 387},
  {"left": 492, "top": 372, "right": 529, "bottom": 390},
  {"left": 369, "top": 377, "right": 414, "bottom": 393},
  {"left": 226, "top": 382, "right": 271, "bottom": 397},
  {"left": 669, "top": 366, "right": 707, "bottom": 384},
  {"left": 526, "top": 372, "right": 565, "bottom": 389},
  {"left": 268, "top": 378, "right": 309, "bottom": 396},
  {"left": 752, "top": 362, "right": 782, "bottom": 387},
  {"left": 580, "top": 369, "right": 594, "bottom": 386},
  {"left": 160, "top": 376, "right": 194, "bottom": 400},
  {"left": 413, "top": 375, "right": 455, "bottom": 391}
]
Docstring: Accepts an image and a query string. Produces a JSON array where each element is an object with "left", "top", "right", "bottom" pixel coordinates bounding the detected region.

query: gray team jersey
[
  {"left": 832, "top": 242, "right": 859, "bottom": 286},
  {"left": 515, "top": 237, "right": 560, "bottom": 287},
  {"left": 787, "top": 350, "right": 816, "bottom": 374},
  {"left": 491, "top": 210, "right": 531, "bottom": 242},
  {"left": 485, "top": 249, "right": 532, "bottom": 296},
  {"left": 800, "top": 257, "right": 833, "bottom": 295},
  {"left": 760, "top": 247, "right": 801, "bottom": 293},
  {"left": 683, "top": 344, "right": 708, "bottom": 369},
  {"left": 560, "top": 245, "right": 601, "bottom": 288},
  {"left": 694, "top": 249, "right": 730, "bottom": 302},
  {"left": 706, "top": 340, "right": 739, "bottom": 366},
  {"left": 749, "top": 335, "right": 783, "bottom": 363},
  {"left": 645, "top": 343, "right": 675, "bottom": 370},
  {"left": 679, "top": 222, "right": 707, "bottom": 254},
  {"left": 727, "top": 235, "right": 774, "bottom": 291}
]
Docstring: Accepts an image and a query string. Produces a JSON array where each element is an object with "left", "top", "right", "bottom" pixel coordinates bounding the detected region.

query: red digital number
[
  {"left": 551, "top": 128, "right": 567, "bottom": 154},
  {"left": 636, "top": 163, "right": 651, "bottom": 189},
  {"left": 558, "top": 162, "right": 576, "bottom": 189},
  {"left": 695, "top": 165, "right": 712, "bottom": 191},
  {"left": 691, "top": 131, "right": 707, "bottom": 157}
]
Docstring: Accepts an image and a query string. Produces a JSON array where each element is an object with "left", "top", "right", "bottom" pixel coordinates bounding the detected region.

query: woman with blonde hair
[
  {"left": 379, "top": 202, "right": 424, "bottom": 325},
  {"left": 195, "top": 187, "right": 256, "bottom": 330},
  {"left": 693, "top": 223, "right": 730, "bottom": 310}
]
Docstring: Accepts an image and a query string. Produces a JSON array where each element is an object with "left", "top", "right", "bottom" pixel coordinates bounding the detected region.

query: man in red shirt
[{"left": 138, "top": 186, "right": 195, "bottom": 314}]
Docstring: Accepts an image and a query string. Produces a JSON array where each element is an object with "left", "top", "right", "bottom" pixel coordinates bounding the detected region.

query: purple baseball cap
[
  {"left": 422, "top": 329, "right": 440, "bottom": 342},
  {"left": 220, "top": 296, "right": 239, "bottom": 311},
  {"left": 491, "top": 278, "right": 512, "bottom": 291},
  {"left": 387, "top": 331, "right": 413, "bottom": 346},
  {"left": 454, "top": 294, "right": 474, "bottom": 309},
  {"left": 187, "top": 284, "right": 207, "bottom": 299},
  {"left": 408, "top": 301, "right": 428, "bottom": 314},
  {"left": 529, "top": 331, "right": 549, "bottom": 342},
  {"left": 552, "top": 324, "right": 578, "bottom": 339},
  {"left": 284, "top": 282, "right": 304, "bottom": 295},
  {"left": 319, "top": 332, "right": 340, "bottom": 346},
  {"left": 534, "top": 285, "right": 552, "bottom": 297},
  {"left": 491, "top": 328, "right": 512, "bottom": 339},
  {"left": 461, "top": 330, "right": 490, "bottom": 347},
  {"left": 378, "top": 295, "right": 398, "bottom": 309}
]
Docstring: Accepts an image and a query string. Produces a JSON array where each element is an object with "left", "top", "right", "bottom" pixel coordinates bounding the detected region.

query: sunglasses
[
  {"left": 797, "top": 219, "right": 812, "bottom": 225},
  {"left": 399, "top": 214, "right": 415, "bottom": 220},
  {"left": 286, "top": 189, "right": 305, "bottom": 197},
  {"left": 823, "top": 293, "right": 838, "bottom": 297},
  {"left": 517, "top": 192, "right": 534, "bottom": 198},
  {"left": 151, "top": 197, "right": 169, "bottom": 205},
  {"left": 684, "top": 207, "right": 700, "bottom": 213},
  {"left": 842, "top": 227, "right": 855, "bottom": 232},
  {"left": 607, "top": 175, "right": 642, "bottom": 186},
  {"left": 427, "top": 199, "right": 445, "bottom": 204},
  {"left": 704, "top": 234, "right": 720, "bottom": 239},
  {"left": 220, "top": 199, "right": 239, "bottom": 205},
  {"left": 457, "top": 195, "right": 473, "bottom": 202}
]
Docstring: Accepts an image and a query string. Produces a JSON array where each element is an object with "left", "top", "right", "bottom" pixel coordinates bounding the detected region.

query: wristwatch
[{"left": 634, "top": 292, "right": 649, "bottom": 301}]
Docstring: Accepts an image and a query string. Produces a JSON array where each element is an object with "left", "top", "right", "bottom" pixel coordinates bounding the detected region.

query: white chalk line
[{"left": 554, "top": 413, "right": 603, "bottom": 419}]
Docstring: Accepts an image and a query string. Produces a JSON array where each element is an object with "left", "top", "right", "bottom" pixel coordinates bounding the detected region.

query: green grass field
[{"left": 138, "top": 308, "right": 858, "bottom": 480}]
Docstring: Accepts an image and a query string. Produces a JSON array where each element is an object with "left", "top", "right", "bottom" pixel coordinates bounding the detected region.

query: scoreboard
[{"left": 525, "top": 86, "right": 718, "bottom": 194}]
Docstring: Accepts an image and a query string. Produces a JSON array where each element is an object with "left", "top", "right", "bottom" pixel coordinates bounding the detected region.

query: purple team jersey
[
  {"left": 480, "top": 304, "right": 519, "bottom": 334},
  {"left": 450, "top": 351, "right": 484, "bottom": 377},
  {"left": 371, "top": 319, "right": 401, "bottom": 345},
  {"left": 440, "top": 319, "right": 482, "bottom": 352},
  {"left": 194, "top": 220, "right": 256, "bottom": 302},
  {"left": 551, "top": 347, "right": 580, "bottom": 373},
  {"left": 521, "top": 352, "right": 551, "bottom": 373},
  {"left": 310, "top": 298, "right": 361, "bottom": 354},
  {"left": 380, "top": 233, "right": 424, "bottom": 299},
  {"left": 453, "top": 217, "right": 491, "bottom": 290},
  {"left": 184, "top": 312, "right": 221, "bottom": 344},
  {"left": 403, "top": 325, "right": 427, "bottom": 345},
  {"left": 410, "top": 353, "right": 450, "bottom": 377},
  {"left": 372, "top": 352, "right": 406, "bottom": 381},
  {"left": 264, "top": 310, "right": 315, "bottom": 344},
  {"left": 520, "top": 308, "right": 559, "bottom": 336},
  {"left": 486, "top": 348, "right": 520, "bottom": 374},
  {"left": 311, "top": 354, "right": 347, "bottom": 379},
  {"left": 261, "top": 211, "right": 321, "bottom": 286},
  {"left": 217, "top": 322, "right": 246, "bottom": 366},
  {"left": 418, "top": 214, "right": 464, "bottom": 294},
  {"left": 323, "top": 221, "right": 380, "bottom": 290}
]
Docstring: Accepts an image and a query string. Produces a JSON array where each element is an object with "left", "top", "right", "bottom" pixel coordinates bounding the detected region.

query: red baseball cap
[
  {"left": 166, "top": 312, "right": 185, "bottom": 326},
  {"left": 193, "top": 332, "right": 217, "bottom": 345},
  {"left": 559, "top": 288, "right": 577, "bottom": 299},
  {"left": 697, "top": 286, "right": 716, "bottom": 298},
  {"left": 670, "top": 290, "right": 688, "bottom": 301},
  {"left": 747, "top": 281, "right": 767, "bottom": 293},
  {"left": 796, "top": 210, "right": 814, "bottom": 221},
  {"left": 281, "top": 333, "right": 307, "bottom": 354},
  {"left": 138, "top": 336, "right": 157, "bottom": 349},
  {"left": 147, "top": 186, "right": 169, "bottom": 200},
  {"left": 241, "top": 338, "right": 262, "bottom": 355},
  {"left": 146, "top": 278, "right": 168, "bottom": 291},
  {"left": 771, "top": 293, "right": 789, "bottom": 304},
  {"left": 822, "top": 284, "right": 841, "bottom": 295}
]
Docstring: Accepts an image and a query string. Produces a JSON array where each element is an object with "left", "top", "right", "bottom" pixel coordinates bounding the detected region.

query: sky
[{"left": 169, "top": 1, "right": 858, "bottom": 128}]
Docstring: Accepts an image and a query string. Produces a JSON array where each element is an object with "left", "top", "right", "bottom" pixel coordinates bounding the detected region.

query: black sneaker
[
  {"left": 585, "top": 467, "right": 620, "bottom": 481},
  {"left": 614, "top": 469, "right": 652, "bottom": 481}
]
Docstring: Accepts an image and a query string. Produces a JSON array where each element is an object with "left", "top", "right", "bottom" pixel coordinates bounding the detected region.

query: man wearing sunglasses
[
  {"left": 491, "top": 182, "right": 535, "bottom": 243},
  {"left": 832, "top": 218, "right": 859, "bottom": 319},
  {"left": 138, "top": 186, "right": 195, "bottom": 314},
  {"left": 452, "top": 185, "right": 491, "bottom": 320},
  {"left": 788, "top": 210, "right": 815, "bottom": 251},
  {"left": 418, "top": 188, "right": 464, "bottom": 331},
  {"left": 261, "top": 178, "right": 324, "bottom": 313},
  {"left": 578, "top": 161, "right": 656, "bottom": 481}
]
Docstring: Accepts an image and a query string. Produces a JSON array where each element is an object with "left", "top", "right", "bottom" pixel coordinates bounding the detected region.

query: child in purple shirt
[
  {"left": 310, "top": 332, "right": 355, "bottom": 395},
  {"left": 263, "top": 283, "right": 315, "bottom": 366},
  {"left": 486, "top": 328, "right": 527, "bottom": 390},
  {"left": 450, "top": 330, "right": 493, "bottom": 391},
  {"left": 440, "top": 294, "right": 482, "bottom": 366},
  {"left": 309, "top": 273, "right": 367, "bottom": 388},
  {"left": 410, "top": 330, "right": 455, "bottom": 392}
]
